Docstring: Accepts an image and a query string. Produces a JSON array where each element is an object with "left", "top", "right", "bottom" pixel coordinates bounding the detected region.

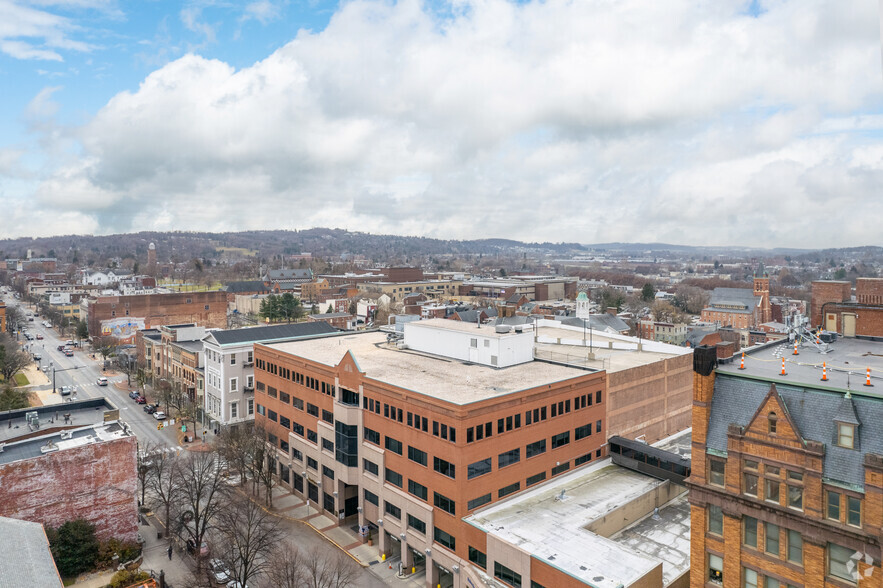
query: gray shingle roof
[
  {"left": 225, "top": 280, "right": 269, "bottom": 293},
  {"left": 707, "top": 374, "right": 883, "bottom": 489},
  {"left": 206, "top": 322, "right": 337, "bottom": 346},
  {"left": 707, "top": 287, "right": 759, "bottom": 311},
  {"left": 0, "top": 517, "right": 62, "bottom": 587},
  {"left": 833, "top": 396, "right": 861, "bottom": 426},
  {"left": 267, "top": 269, "right": 313, "bottom": 280}
]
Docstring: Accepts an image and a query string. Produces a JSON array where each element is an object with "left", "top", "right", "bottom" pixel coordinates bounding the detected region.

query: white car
[
  {"left": 59, "top": 386, "right": 74, "bottom": 396},
  {"left": 97, "top": 377, "right": 108, "bottom": 386},
  {"left": 209, "top": 559, "right": 231, "bottom": 584},
  {"left": 153, "top": 411, "right": 167, "bottom": 420}
]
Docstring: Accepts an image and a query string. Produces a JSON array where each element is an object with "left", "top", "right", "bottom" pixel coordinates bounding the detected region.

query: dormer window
[
  {"left": 837, "top": 423, "right": 855, "bottom": 449},
  {"left": 768, "top": 412, "right": 778, "bottom": 435}
]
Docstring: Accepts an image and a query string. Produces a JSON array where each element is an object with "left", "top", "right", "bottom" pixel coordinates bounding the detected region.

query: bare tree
[
  {"left": 262, "top": 545, "right": 307, "bottom": 588},
  {"left": 217, "top": 425, "right": 257, "bottom": 487},
  {"left": 301, "top": 545, "right": 361, "bottom": 588},
  {"left": 147, "top": 448, "right": 179, "bottom": 539},
  {"left": 0, "top": 334, "right": 31, "bottom": 383},
  {"left": 173, "top": 450, "right": 230, "bottom": 572},
  {"left": 212, "top": 494, "right": 283, "bottom": 586},
  {"left": 136, "top": 440, "right": 159, "bottom": 508},
  {"left": 92, "top": 335, "right": 120, "bottom": 364},
  {"left": 251, "top": 424, "right": 277, "bottom": 507}
]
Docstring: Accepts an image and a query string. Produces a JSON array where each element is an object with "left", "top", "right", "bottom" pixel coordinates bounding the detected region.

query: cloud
[
  {"left": 16, "top": 0, "right": 883, "bottom": 246},
  {"left": 240, "top": 1, "right": 282, "bottom": 26},
  {"left": 180, "top": 3, "right": 217, "bottom": 46},
  {"left": 0, "top": 0, "right": 102, "bottom": 62}
]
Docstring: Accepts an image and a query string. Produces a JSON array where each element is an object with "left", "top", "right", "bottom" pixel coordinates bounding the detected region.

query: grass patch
[{"left": 14, "top": 373, "right": 29, "bottom": 386}]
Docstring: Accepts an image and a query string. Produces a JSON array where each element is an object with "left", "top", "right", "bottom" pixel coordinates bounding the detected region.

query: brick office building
[
  {"left": 811, "top": 279, "right": 883, "bottom": 337},
  {"left": 83, "top": 290, "right": 227, "bottom": 343},
  {"left": 255, "top": 319, "right": 609, "bottom": 588},
  {"left": 700, "top": 266, "right": 772, "bottom": 329},
  {"left": 688, "top": 337, "right": 883, "bottom": 588}
]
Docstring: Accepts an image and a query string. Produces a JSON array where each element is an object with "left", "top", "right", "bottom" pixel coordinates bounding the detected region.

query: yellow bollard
[
  {"left": 382, "top": 553, "right": 386, "bottom": 561},
  {"left": 412, "top": 567, "right": 416, "bottom": 574}
]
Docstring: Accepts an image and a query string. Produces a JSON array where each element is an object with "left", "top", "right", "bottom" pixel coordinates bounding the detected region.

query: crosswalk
[{"left": 138, "top": 445, "right": 185, "bottom": 458}]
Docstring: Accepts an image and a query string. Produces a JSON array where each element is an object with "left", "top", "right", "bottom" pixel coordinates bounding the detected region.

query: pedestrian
[{"left": 167, "top": 544, "right": 173, "bottom": 560}]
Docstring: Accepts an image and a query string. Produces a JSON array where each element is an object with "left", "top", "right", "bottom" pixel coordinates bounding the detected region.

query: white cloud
[
  {"left": 240, "top": 1, "right": 281, "bottom": 25},
  {"left": 0, "top": 0, "right": 102, "bottom": 62},
  {"left": 14, "top": 0, "right": 883, "bottom": 246}
]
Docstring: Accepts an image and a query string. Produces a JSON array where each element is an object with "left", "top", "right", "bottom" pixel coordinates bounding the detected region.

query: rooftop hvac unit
[{"left": 495, "top": 325, "right": 511, "bottom": 334}]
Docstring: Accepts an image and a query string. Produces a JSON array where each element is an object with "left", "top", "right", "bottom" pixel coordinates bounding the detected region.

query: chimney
[
  {"left": 606, "top": 307, "right": 617, "bottom": 316},
  {"left": 691, "top": 345, "right": 717, "bottom": 483}
]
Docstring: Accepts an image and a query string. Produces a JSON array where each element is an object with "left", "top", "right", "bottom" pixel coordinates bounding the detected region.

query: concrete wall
[
  {"left": 0, "top": 435, "right": 138, "bottom": 542},
  {"left": 404, "top": 322, "right": 534, "bottom": 368},
  {"left": 585, "top": 480, "right": 685, "bottom": 537}
]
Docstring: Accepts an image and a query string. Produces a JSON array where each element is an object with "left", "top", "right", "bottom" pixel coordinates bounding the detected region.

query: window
[
  {"left": 744, "top": 459, "right": 758, "bottom": 470},
  {"left": 292, "top": 397, "right": 303, "bottom": 410},
  {"left": 708, "top": 505, "right": 723, "bottom": 536},
  {"left": 494, "top": 562, "right": 522, "bottom": 588},
  {"left": 279, "top": 415, "right": 290, "bottom": 429},
  {"left": 575, "top": 424, "right": 592, "bottom": 440},
  {"left": 575, "top": 453, "right": 592, "bottom": 466},
  {"left": 787, "top": 485, "right": 803, "bottom": 510},
  {"left": 247, "top": 398, "right": 254, "bottom": 415},
  {"left": 848, "top": 496, "right": 861, "bottom": 527},
  {"left": 384, "top": 501, "right": 401, "bottom": 519},
  {"left": 828, "top": 542, "right": 855, "bottom": 581},
  {"left": 744, "top": 473, "right": 758, "bottom": 497},
  {"left": 498, "top": 482, "right": 520, "bottom": 498},
  {"left": 596, "top": 419, "right": 602, "bottom": 433},
  {"left": 385, "top": 468, "right": 403, "bottom": 488},
  {"left": 468, "top": 458, "right": 492, "bottom": 479},
  {"left": 768, "top": 411, "right": 777, "bottom": 434},
  {"left": 765, "top": 479, "right": 780, "bottom": 503},
  {"left": 407, "top": 514, "right": 426, "bottom": 534},
  {"left": 468, "top": 494, "right": 492, "bottom": 510},
  {"left": 292, "top": 448, "right": 303, "bottom": 461},
  {"left": 468, "top": 546, "right": 487, "bottom": 569},
  {"left": 527, "top": 471, "right": 546, "bottom": 486},
  {"left": 551, "top": 462, "right": 569, "bottom": 475},
  {"left": 364, "top": 489, "right": 379, "bottom": 506},
  {"left": 433, "top": 457, "right": 455, "bottom": 479},
  {"left": 526, "top": 440, "right": 546, "bottom": 458},
  {"left": 307, "top": 457, "right": 318, "bottom": 470},
  {"left": 765, "top": 522, "right": 779, "bottom": 556},
  {"left": 708, "top": 459, "right": 725, "bottom": 486},
  {"left": 385, "top": 436, "right": 403, "bottom": 455},
  {"left": 708, "top": 554, "right": 723, "bottom": 584},
  {"left": 744, "top": 568, "right": 758, "bottom": 588},
  {"left": 246, "top": 375, "right": 254, "bottom": 390},
  {"left": 827, "top": 491, "right": 841, "bottom": 521},
  {"left": 363, "top": 459, "right": 379, "bottom": 476},
  {"left": 551, "top": 431, "right": 570, "bottom": 449},
  {"left": 408, "top": 446, "right": 427, "bottom": 466},
  {"left": 766, "top": 466, "right": 780, "bottom": 477},
  {"left": 364, "top": 427, "right": 380, "bottom": 445},
  {"left": 838, "top": 423, "right": 855, "bottom": 449},
  {"left": 322, "top": 409, "right": 334, "bottom": 424},
  {"left": 230, "top": 402, "right": 238, "bottom": 419},
  {"left": 744, "top": 516, "right": 757, "bottom": 548},
  {"left": 498, "top": 448, "right": 520, "bottom": 468},
  {"left": 321, "top": 438, "right": 334, "bottom": 453},
  {"left": 788, "top": 470, "right": 803, "bottom": 482},
  {"left": 434, "top": 492, "right": 456, "bottom": 515},
  {"left": 230, "top": 354, "right": 236, "bottom": 365},
  {"left": 433, "top": 527, "right": 455, "bottom": 550},
  {"left": 322, "top": 465, "right": 335, "bottom": 480},
  {"left": 787, "top": 529, "right": 802, "bottom": 565},
  {"left": 307, "top": 403, "right": 319, "bottom": 417},
  {"left": 408, "top": 479, "right": 428, "bottom": 500},
  {"left": 230, "top": 377, "right": 238, "bottom": 392},
  {"left": 765, "top": 578, "right": 780, "bottom": 588}
]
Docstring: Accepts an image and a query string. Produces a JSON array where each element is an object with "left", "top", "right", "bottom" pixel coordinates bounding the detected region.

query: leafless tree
[
  {"left": 216, "top": 424, "right": 257, "bottom": 487},
  {"left": 262, "top": 545, "right": 307, "bottom": 588},
  {"left": 136, "top": 440, "right": 159, "bottom": 507},
  {"left": 92, "top": 335, "right": 120, "bottom": 364},
  {"left": 147, "top": 448, "right": 180, "bottom": 539},
  {"left": 0, "top": 333, "right": 31, "bottom": 383},
  {"left": 173, "top": 449, "right": 230, "bottom": 572},
  {"left": 212, "top": 494, "right": 283, "bottom": 586},
  {"left": 251, "top": 424, "right": 277, "bottom": 507},
  {"left": 301, "top": 545, "right": 361, "bottom": 588}
]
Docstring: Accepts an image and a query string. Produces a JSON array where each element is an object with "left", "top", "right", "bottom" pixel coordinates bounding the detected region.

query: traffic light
[{"left": 157, "top": 423, "right": 162, "bottom": 430}]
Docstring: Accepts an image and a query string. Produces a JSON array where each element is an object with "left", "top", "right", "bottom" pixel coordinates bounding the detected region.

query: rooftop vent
[{"left": 495, "top": 325, "right": 511, "bottom": 334}]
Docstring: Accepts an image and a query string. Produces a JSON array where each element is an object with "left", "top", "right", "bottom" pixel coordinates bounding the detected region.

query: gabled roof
[
  {"left": 833, "top": 395, "right": 861, "bottom": 426},
  {"left": 686, "top": 327, "right": 718, "bottom": 347},
  {"left": 0, "top": 516, "right": 62, "bottom": 587},
  {"left": 205, "top": 322, "right": 337, "bottom": 346},
  {"left": 225, "top": 280, "right": 268, "bottom": 293},
  {"left": 267, "top": 269, "right": 313, "bottom": 280},
  {"left": 707, "top": 287, "right": 759, "bottom": 312}
]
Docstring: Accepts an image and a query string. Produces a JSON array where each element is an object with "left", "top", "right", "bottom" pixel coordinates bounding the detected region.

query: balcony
[
  {"left": 244, "top": 361, "right": 254, "bottom": 367},
  {"left": 244, "top": 385, "right": 254, "bottom": 393}
]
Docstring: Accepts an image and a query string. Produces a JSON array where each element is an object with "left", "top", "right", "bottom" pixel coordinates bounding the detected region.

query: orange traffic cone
[
  {"left": 739, "top": 353, "right": 745, "bottom": 370},
  {"left": 816, "top": 333, "right": 821, "bottom": 345},
  {"left": 865, "top": 367, "right": 873, "bottom": 387},
  {"left": 821, "top": 362, "right": 828, "bottom": 381},
  {"left": 792, "top": 340, "right": 799, "bottom": 355},
  {"left": 780, "top": 357, "right": 786, "bottom": 376}
]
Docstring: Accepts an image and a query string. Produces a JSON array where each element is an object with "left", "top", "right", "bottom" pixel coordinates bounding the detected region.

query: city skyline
[{"left": 1, "top": 0, "right": 881, "bottom": 248}]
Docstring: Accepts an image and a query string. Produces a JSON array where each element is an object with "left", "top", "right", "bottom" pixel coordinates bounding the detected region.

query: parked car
[
  {"left": 209, "top": 559, "right": 231, "bottom": 584},
  {"left": 64, "top": 349, "right": 74, "bottom": 357},
  {"left": 186, "top": 538, "right": 209, "bottom": 556},
  {"left": 135, "top": 396, "right": 146, "bottom": 404},
  {"left": 143, "top": 404, "right": 156, "bottom": 414},
  {"left": 36, "top": 334, "right": 43, "bottom": 340},
  {"left": 153, "top": 411, "right": 166, "bottom": 420},
  {"left": 129, "top": 390, "right": 139, "bottom": 399},
  {"left": 59, "top": 386, "right": 73, "bottom": 396},
  {"left": 65, "top": 340, "right": 74, "bottom": 346},
  {"left": 57, "top": 345, "right": 65, "bottom": 351},
  {"left": 226, "top": 581, "right": 248, "bottom": 588},
  {"left": 97, "top": 377, "right": 108, "bottom": 386}
]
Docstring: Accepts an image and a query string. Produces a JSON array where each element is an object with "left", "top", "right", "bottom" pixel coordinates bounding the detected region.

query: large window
[
  {"left": 499, "top": 482, "right": 520, "bottom": 498},
  {"left": 434, "top": 492, "right": 456, "bottom": 515},
  {"left": 765, "top": 478, "right": 780, "bottom": 503},
  {"left": 551, "top": 431, "right": 570, "bottom": 449},
  {"left": 468, "top": 546, "right": 487, "bottom": 569},
  {"left": 526, "top": 471, "right": 546, "bottom": 486},
  {"left": 575, "top": 423, "right": 592, "bottom": 440},
  {"left": 828, "top": 543, "right": 855, "bottom": 581},
  {"left": 408, "top": 446, "right": 427, "bottom": 466},
  {"left": 363, "top": 459, "right": 379, "bottom": 476},
  {"left": 384, "top": 501, "right": 401, "bottom": 520},
  {"left": 385, "top": 468, "right": 403, "bottom": 488},
  {"left": 744, "top": 568, "right": 758, "bottom": 588},
  {"left": 433, "top": 527, "right": 455, "bottom": 550},
  {"left": 764, "top": 522, "right": 779, "bottom": 556},
  {"left": 708, "top": 554, "right": 723, "bottom": 584},
  {"left": 335, "top": 422, "right": 358, "bottom": 467},
  {"left": 468, "top": 458, "right": 492, "bottom": 480},
  {"left": 468, "top": 494, "right": 492, "bottom": 510},
  {"left": 408, "top": 479, "right": 428, "bottom": 501},
  {"left": 848, "top": 496, "right": 862, "bottom": 527},
  {"left": 498, "top": 448, "right": 520, "bottom": 468},
  {"left": 526, "top": 439, "right": 546, "bottom": 459},
  {"left": 364, "top": 427, "right": 380, "bottom": 445},
  {"left": 827, "top": 491, "right": 841, "bottom": 521},
  {"left": 385, "top": 436, "right": 403, "bottom": 455},
  {"left": 708, "top": 505, "right": 723, "bottom": 536},
  {"left": 743, "top": 516, "right": 757, "bottom": 548},
  {"left": 364, "top": 489, "right": 379, "bottom": 506},
  {"left": 433, "top": 457, "right": 456, "bottom": 479},
  {"left": 744, "top": 473, "right": 758, "bottom": 497},
  {"left": 787, "top": 485, "right": 803, "bottom": 511},
  {"left": 787, "top": 529, "right": 802, "bottom": 565},
  {"left": 494, "top": 562, "right": 522, "bottom": 588},
  {"left": 707, "top": 459, "right": 726, "bottom": 487},
  {"left": 407, "top": 514, "right": 426, "bottom": 534}
]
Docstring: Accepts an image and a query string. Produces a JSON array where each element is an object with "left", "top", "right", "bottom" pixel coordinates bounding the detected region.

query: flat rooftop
[
  {"left": 0, "top": 421, "right": 131, "bottom": 466},
  {"left": 464, "top": 461, "right": 689, "bottom": 588},
  {"left": 0, "top": 398, "right": 119, "bottom": 444},
  {"left": 717, "top": 336, "right": 883, "bottom": 396},
  {"left": 266, "top": 330, "right": 592, "bottom": 405},
  {"left": 535, "top": 321, "right": 691, "bottom": 373}
]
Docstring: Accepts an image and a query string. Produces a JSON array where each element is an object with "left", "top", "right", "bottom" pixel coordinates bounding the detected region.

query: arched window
[{"left": 768, "top": 411, "right": 778, "bottom": 435}]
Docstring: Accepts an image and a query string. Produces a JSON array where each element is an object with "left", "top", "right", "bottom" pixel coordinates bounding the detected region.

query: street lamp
[{"left": 51, "top": 363, "right": 84, "bottom": 394}]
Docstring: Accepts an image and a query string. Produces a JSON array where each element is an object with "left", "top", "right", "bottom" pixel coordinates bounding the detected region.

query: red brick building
[
  {"left": 0, "top": 400, "right": 138, "bottom": 542},
  {"left": 83, "top": 290, "right": 227, "bottom": 343},
  {"left": 811, "top": 278, "right": 883, "bottom": 337}
]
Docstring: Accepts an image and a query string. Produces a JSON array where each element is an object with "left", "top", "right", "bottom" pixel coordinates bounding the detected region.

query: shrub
[
  {"left": 49, "top": 519, "right": 100, "bottom": 578},
  {"left": 108, "top": 569, "right": 150, "bottom": 588}
]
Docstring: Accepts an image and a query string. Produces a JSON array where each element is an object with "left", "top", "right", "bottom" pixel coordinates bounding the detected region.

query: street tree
[
  {"left": 262, "top": 545, "right": 307, "bottom": 588},
  {"left": 212, "top": 495, "right": 283, "bottom": 587},
  {"left": 301, "top": 545, "right": 361, "bottom": 588},
  {"left": 217, "top": 424, "right": 258, "bottom": 487},
  {"left": 0, "top": 385, "right": 31, "bottom": 410},
  {"left": 147, "top": 449, "right": 180, "bottom": 539},
  {"left": 0, "top": 334, "right": 31, "bottom": 383},
  {"left": 93, "top": 335, "right": 120, "bottom": 364},
  {"left": 136, "top": 440, "right": 159, "bottom": 507},
  {"left": 173, "top": 450, "right": 230, "bottom": 572},
  {"left": 76, "top": 320, "right": 89, "bottom": 342}
]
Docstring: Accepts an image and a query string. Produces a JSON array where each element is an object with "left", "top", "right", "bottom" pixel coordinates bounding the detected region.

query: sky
[{"left": 0, "top": 0, "right": 882, "bottom": 249}]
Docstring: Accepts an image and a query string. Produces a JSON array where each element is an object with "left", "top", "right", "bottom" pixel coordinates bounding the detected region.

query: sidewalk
[{"left": 139, "top": 514, "right": 193, "bottom": 587}]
